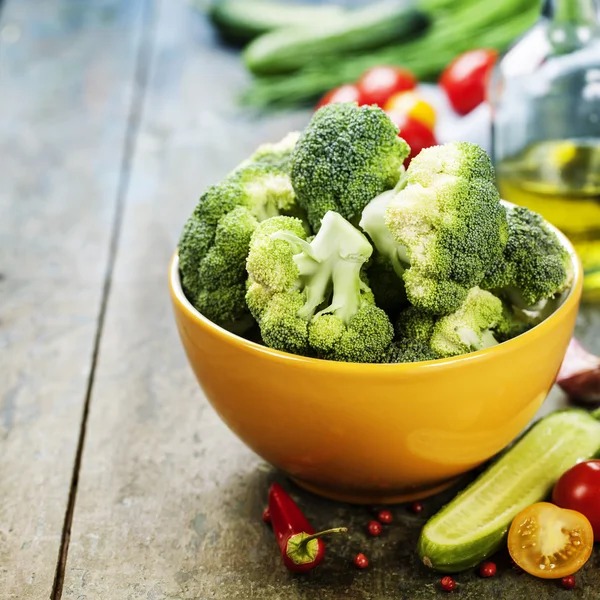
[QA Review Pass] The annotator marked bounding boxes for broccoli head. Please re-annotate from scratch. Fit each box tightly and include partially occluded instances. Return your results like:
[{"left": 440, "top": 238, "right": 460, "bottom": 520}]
[
  {"left": 395, "top": 305, "right": 437, "bottom": 342},
  {"left": 482, "top": 206, "right": 572, "bottom": 310},
  {"left": 381, "top": 142, "right": 508, "bottom": 315},
  {"left": 246, "top": 210, "right": 394, "bottom": 362},
  {"left": 179, "top": 134, "right": 304, "bottom": 332},
  {"left": 291, "top": 102, "right": 409, "bottom": 231},
  {"left": 240, "top": 131, "right": 301, "bottom": 170},
  {"left": 385, "top": 338, "right": 439, "bottom": 363},
  {"left": 430, "top": 287, "right": 503, "bottom": 358}
]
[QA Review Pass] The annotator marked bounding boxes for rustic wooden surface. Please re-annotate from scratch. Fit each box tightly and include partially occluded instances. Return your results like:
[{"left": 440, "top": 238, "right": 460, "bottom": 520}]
[
  {"left": 2, "top": 1, "right": 600, "bottom": 599},
  {"left": 0, "top": 1, "right": 146, "bottom": 598}
]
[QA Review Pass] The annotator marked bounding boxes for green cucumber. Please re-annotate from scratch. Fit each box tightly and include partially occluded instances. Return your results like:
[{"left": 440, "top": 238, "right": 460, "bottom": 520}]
[
  {"left": 243, "top": 0, "right": 429, "bottom": 76},
  {"left": 207, "top": 0, "right": 345, "bottom": 45},
  {"left": 418, "top": 409, "right": 600, "bottom": 573}
]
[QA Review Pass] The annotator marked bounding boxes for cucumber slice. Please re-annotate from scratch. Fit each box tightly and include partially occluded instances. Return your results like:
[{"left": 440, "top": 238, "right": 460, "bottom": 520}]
[{"left": 418, "top": 409, "right": 600, "bottom": 573}]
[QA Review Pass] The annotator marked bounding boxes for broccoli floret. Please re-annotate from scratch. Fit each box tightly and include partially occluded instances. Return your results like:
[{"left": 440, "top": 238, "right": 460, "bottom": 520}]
[
  {"left": 395, "top": 306, "right": 437, "bottom": 342},
  {"left": 246, "top": 211, "right": 394, "bottom": 362},
  {"left": 430, "top": 287, "right": 503, "bottom": 358},
  {"left": 385, "top": 338, "right": 439, "bottom": 363},
  {"left": 179, "top": 134, "right": 304, "bottom": 332},
  {"left": 238, "top": 131, "right": 301, "bottom": 171},
  {"left": 482, "top": 206, "right": 572, "bottom": 310},
  {"left": 381, "top": 142, "right": 508, "bottom": 315},
  {"left": 291, "top": 103, "right": 409, "bottom": 231}
]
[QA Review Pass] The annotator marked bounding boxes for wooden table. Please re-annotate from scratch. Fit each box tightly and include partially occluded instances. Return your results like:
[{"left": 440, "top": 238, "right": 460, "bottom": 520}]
[{"left": 2, "top": 1, "right": 600, "bottom": 598}]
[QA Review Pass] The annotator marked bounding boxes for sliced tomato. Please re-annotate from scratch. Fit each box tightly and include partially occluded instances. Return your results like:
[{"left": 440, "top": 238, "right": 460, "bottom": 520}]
[
  {"left": 508, "top": 502, "right": 594, "bottom": 579},
  {"left": 316, "top": 84, "right": 363, "bottom": 110},
  {"left": 386, "top": 111, "right": 437, "bottom": 167},
  {"left": 384, "top": 91, "right": 436, "bottom": 130},
  {"left": 357, "top": 65, "right": 416, "bottom": 107}
]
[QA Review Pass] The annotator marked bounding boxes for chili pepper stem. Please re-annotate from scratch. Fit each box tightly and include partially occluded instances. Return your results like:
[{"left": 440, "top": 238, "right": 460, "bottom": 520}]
[
  {"left": 297, "top": 527, "right": 348, "bottom": 544},
  {"left": 285, "top": 527, "right": 348, "bottom": 566}
]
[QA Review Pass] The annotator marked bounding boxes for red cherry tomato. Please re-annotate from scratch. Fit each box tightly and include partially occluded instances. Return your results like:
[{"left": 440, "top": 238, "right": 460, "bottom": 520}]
[
  {"left": 387, "top": 111, "right": 437, "bottom": 166},
  {"left": 357, "top": 65, "right": 417, "bottom": 107},
  {"left": 552, "top": 460, "right": 600, "bottom": 541},
  {"left": 316, "top": 84, "right": 363, "bottom": 110},
  {"left": 439, "top": 49, "right": 497, "bottom": 115}
]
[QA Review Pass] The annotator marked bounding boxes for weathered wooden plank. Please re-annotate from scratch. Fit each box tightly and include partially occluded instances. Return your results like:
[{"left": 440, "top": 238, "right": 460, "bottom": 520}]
[
  {"left": 0, "top": 1, "right": 146, "bottom": 597},
  {"left": 64, "top": 2, "right": 600, "bottom": 600}
]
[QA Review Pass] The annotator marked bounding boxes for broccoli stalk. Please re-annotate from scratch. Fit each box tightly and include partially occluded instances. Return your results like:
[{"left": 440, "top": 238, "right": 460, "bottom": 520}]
[
  {"left": 246, "top": 211, "right": 394, "bottom": 362},
  {"left": 360, "top": 189, "right": 408, "bottom": 279},
  {"left": 271, "top": 226, "right": 369, "bottom": 322},
  {"left": 291, "top": 102, "right": 409, "bottom": 231}
]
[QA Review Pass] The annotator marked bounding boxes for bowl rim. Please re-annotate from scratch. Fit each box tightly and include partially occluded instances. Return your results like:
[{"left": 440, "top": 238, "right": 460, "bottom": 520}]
[{"left": 170, "top": 215, "right": 583, "bottom": 372}]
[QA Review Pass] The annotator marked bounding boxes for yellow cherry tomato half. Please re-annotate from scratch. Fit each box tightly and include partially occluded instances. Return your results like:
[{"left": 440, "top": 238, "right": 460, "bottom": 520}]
[
  {"left": 508, "top": 502, "right": 594, "bottom": 579},
  {"left": 384, "top": 91, "right": 436, "bottom": 130}
]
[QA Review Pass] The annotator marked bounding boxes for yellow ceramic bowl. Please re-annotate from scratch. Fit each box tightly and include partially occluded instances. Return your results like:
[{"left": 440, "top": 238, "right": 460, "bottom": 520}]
[{"left": 169, "top": 229, "right": 582, "bottom": 504}]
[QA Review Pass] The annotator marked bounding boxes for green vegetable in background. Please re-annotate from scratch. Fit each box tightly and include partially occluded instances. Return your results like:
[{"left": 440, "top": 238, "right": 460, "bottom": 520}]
[
  {"left": 207, "top": 0, "right": 345, "bottom": 45},
  {"left": 243, "top": 0, "right": 539, "bottom": 107},
  {"left": 243, "top": 0, "right": 429, "bottom": 76}
]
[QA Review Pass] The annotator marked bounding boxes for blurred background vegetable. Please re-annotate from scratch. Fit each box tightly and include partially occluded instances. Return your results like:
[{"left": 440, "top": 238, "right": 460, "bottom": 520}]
[
  {"left": 356, "top": 65, "right": 417, "bottom": 107},
  {"left": 439, "top": 48, "right": 497, "bottom": 115},
  {"left": 315, "top": 84, "right": 362, "bottom": 109},
  {"left": 242, "top": 0, "right": 429, "bottom": 76},
  {"left": 387, "top": 112, "right": 437, "bottom": 165},
  {"left": 314, "top": 63, "right": 438, "bottom": 164},
  {"left": 557, "top": 338, "right": 600, "bottom": 404},
  {"left": 204, "top": 0, "right": 539, "bottom": 108},
  {"left": 209, "top": 0, "right": 346, "bottom": 44},
  {"left": 385, "top": 91, "right": 435, "bottom": 129}
]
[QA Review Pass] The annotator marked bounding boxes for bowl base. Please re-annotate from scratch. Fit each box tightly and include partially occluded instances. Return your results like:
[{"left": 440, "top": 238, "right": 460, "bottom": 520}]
[{"left": 290, "top": 476, "right": 460, "bottom": 505}]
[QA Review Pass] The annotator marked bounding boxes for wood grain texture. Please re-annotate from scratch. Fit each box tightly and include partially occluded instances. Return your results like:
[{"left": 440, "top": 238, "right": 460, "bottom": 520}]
[
  {"left": 63, "top": 2, "right": 600, "bottom": 600},
  {"left": 0, "top": 1, "right": 146, "bottom": 597}
]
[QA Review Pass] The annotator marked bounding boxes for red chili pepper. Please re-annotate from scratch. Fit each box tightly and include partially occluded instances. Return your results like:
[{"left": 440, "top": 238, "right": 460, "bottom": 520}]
[{"left": 268, "top": 482, "right": 347, "bottom": 573}]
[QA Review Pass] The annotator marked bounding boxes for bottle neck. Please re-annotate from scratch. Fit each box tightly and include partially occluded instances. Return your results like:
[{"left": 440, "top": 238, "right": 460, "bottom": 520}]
[
  {"left": 543, "top": 0, "right": 598, "bottom": 24},
  {"left": 543, "top": 0, "right": 600, "bottom": 52}
]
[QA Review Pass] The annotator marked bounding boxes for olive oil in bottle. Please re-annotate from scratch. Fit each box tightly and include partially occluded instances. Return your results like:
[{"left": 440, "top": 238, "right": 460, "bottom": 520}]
[
  {"left": 489, "top": 0, "right": 600, "bottom": 300},
  {"left": 497, "top": 139, "right": 600, "bottom": 300}
]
